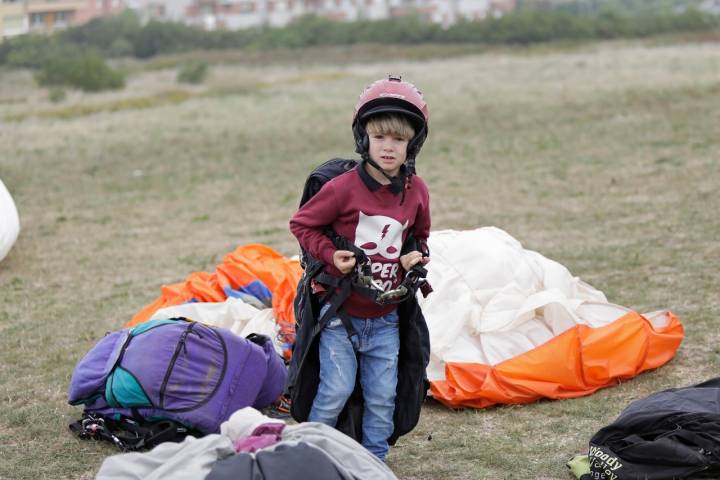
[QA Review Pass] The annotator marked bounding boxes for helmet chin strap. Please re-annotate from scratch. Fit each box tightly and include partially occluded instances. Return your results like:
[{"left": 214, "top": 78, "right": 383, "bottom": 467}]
[{"left": 362, "top": 153, "right": 407, "bottom": 194}]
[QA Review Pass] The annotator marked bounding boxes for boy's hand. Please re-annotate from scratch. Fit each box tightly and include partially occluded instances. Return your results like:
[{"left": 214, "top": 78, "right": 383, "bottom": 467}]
[
  {"left": 333, "top": 250, "right": 356, "bottom": 274},
  {"left": 400, "top": 251, "right": 429, "bottom": 271}
]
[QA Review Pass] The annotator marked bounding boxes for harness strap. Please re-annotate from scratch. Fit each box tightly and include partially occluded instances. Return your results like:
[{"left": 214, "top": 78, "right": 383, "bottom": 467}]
[
  {"left": 316, "top": 272, "right": 342, "bottom": 289},
  {"left": 336, "top": 308, "right": 357, "bottom": 341},
  {"left": 316, "top": 263, "right": 429, "bottom": 306},
  {"left": 311, "top": 276, "right": 358, "bottom": 340}
]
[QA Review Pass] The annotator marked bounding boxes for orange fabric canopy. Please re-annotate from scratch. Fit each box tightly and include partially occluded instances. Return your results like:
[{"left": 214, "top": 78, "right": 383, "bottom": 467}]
[
  {"left": 125, "top": 244, "right": 302, "bottom": 360},
  {"left": 430, "top": 311, "right": 684, "bottom": 409}
]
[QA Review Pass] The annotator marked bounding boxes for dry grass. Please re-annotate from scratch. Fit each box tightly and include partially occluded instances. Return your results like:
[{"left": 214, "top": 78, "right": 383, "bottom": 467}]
[{"left": 0, "top": 38, "right": 719, "bottom": 479}]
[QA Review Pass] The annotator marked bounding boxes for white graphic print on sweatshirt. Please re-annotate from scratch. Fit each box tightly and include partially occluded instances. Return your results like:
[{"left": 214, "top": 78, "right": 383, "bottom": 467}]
[{"left": 354, "top": 212, "right": 408, "bottom": 290}]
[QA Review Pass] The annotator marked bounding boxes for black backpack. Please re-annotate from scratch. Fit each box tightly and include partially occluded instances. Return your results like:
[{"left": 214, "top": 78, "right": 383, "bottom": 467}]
[
  {"left": 297, "top": 158, "right": 361, "bottom": 269},
  {"left": 583, "top": 377, "right": 720, "bottom": 480},
  {"left": 299, "top": 158, "right": 358, "bottom": 210}
]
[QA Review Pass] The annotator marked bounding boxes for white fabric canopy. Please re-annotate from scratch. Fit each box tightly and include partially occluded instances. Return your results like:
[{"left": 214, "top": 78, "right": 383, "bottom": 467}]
[
  {"left": 0, "top": 178, "right": 20, "bottom": 263},
  {"left": 418, "top": 227, "right": 671, "bottom": 381},
  {"left": 151, "top": 298, "right": 283, "bottom": 356}
]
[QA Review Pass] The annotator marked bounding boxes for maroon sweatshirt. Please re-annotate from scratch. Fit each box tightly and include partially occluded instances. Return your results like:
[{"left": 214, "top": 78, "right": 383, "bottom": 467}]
[{"left": 289, "top": 162, "right": 431, "bottom": 317}]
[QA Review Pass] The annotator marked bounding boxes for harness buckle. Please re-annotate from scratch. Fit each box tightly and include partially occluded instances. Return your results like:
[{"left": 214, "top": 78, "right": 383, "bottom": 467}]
[
  {"left": 353, "top": 260, "right": 386, "bottom": 292},
  {"left": 376, "top": 285, "right": 409, "bottom": 304}
]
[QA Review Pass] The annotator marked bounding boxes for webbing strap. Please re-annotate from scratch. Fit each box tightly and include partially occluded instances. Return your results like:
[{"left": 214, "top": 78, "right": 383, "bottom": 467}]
[
  {"left": 316, "top": 272, "right": 342, "bottom": 289},
  {"left": 317, "top": 271, "right": 381, "bottom": 302},
  {"left": 312, "top": 277, "right": 358, "bottom": 340},
  {"left": 336, "top": 308, "right": 357, "bottom": 341}
]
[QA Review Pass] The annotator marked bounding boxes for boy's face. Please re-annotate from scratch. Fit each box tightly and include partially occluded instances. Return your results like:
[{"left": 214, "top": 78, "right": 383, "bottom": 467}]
[{"left": 367, "top": 132, "right": 409, "bottom": 177}]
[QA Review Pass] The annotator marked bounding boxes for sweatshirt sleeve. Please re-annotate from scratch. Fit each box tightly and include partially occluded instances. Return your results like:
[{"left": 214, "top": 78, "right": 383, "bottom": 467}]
[{"left": 289, "top": 182, "right": 340, "bottom": 267}]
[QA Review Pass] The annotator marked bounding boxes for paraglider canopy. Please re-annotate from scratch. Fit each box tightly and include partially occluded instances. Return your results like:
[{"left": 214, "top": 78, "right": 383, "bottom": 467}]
[{"left": 0, "top": 178, "right": 19, "bottom": 263}]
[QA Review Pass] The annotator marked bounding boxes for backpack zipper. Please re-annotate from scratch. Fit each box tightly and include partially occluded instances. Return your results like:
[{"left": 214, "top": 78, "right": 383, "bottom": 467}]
[
  {"left": 159, "top": 322, "right": 196, "bottom": 409},
  {"left": 164, "top": 327, "right": 227, "bottom": 413}
]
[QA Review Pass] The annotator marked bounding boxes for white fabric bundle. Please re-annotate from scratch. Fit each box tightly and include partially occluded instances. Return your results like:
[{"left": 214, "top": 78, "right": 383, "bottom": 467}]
[
  {"left": 419, "top": 227, "right": 641, "bottom": 381},
  {"left": 151, "top": 298, "right": 283, "bottom": 356},
  {"left": 0, "top": 178, "right": 20, "bottom": 263}
]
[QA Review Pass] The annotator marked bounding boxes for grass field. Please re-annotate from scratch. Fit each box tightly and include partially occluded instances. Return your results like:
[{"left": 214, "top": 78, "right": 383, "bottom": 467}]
[{"left": 1, "top": 37, "right": 719, "bottom": 479}]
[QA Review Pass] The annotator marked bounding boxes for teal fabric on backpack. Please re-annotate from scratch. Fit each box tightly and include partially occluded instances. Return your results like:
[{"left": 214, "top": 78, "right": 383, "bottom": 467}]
[
  {"left": 130, "top": 318, "right": 181, "bottom": 337},
  {"left": 106, "top": 367, "right": 152, "bottom": 408}
]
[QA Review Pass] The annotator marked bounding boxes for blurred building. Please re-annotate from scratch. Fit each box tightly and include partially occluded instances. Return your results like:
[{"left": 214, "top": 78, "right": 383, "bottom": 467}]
[
  {"left": 0, "top": 0, "right": 126, "bottom": 39},
  {"left": 700, "top": 0, "right": 720, "bottom": 14},
  {"left": 75, "top": 0, "right": 127, "bottom": 24},
  {"left": 128, "top": 0, "right": 516, "bottom": 30},
  {"left": 125, "top": 0, "right": 194, "bottom": 24},
  {"left": 0, "top": 0, "right": 516, "bottom": 39},
  {"left": 0, "top": 1, "right": 27, "bottom": 38}
]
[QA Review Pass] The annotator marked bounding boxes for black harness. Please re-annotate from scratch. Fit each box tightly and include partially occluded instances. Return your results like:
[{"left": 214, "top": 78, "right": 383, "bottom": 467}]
[
  {"left": 304, "top": 229, "right": 431, "bottom": 341},
  {"left": 69, "top": 413, "right": 197, "bottom": 451}
]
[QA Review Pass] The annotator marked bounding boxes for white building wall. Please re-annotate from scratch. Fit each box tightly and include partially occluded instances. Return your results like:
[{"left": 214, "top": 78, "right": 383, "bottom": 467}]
[
  {"left": 127, "top": 0, "right": 193, "bottom": 23},
  {"left": 266, "top": 0, "right": 295, "bottom": 27},
  {"left": 163, "top": 0, "right": 194, "bottom": 22},
  {"left": 428, "top": 0, "right": 491, "bottom": 27},
  {"left": 458, "top": 0, "right": 490, "bottom": 20},
  {"left": 1, "top": 12, "right": 28, "bottom": 38},
  {"left": 225, "top": 13, "right": 264, "bottom": 29},
  {"left": 361, "top": 0, "right": 390, "bottom": 20}
]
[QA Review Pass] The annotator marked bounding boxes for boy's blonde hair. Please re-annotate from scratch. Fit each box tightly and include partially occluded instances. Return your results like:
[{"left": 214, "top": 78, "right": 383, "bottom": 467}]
[{"left": 364, "top": 113, "right": 415, "bottom": 140}]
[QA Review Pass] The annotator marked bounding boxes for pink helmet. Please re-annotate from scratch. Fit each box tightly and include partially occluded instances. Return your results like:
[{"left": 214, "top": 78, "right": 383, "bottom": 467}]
[{"left": 352, "top": 75, "right": 429, "bottom": 171}]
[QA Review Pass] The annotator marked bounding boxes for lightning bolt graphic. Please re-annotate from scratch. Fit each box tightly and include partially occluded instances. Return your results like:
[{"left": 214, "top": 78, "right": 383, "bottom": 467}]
[{"left": 380, "top": 224, "right": 390, "bottom": 240}]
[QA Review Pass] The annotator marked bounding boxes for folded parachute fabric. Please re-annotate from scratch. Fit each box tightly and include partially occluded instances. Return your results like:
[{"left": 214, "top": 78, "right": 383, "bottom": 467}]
[
  {"left": 151, "top": 298, "right": 284, "bottom": 357},
  {"left": 127, "top": 228, "right": 682, "bottom": 410},
  {"left": 96, "top": 407, "right": 398, "bottom": 480},
  {"left": 0, "top": 178, "right": 20, "bottom": 263},
  {"left": 420, "top": 227, "right": 684, "bottom": 408},
  {"left": 126, "top": 244, "right": 302, "bottom": 360},
  {"left": 577, "top": 377, "right": 720, "bottom": 480}
]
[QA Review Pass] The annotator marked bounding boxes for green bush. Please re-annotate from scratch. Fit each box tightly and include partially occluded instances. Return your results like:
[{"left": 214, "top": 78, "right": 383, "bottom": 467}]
[
  {"left": 35, "top": 53, "right": 125, "bottom": 92},
  {"left": 59, "top": 10, "right": 141, "bottom": 54},
  {"left": 130, "top": 21, "right": 201, "bottom": 58},
  {"left": 1, "top": 35, "right": 63, "bottom": 69},
  {"left": 177, "top": 61, "right": 209, "bottom": 84},
  {"left": 108, "top": 37, "right": 134, "bottom": 57},
  {"left": 48, "top": 87, "right": 67, "bottom": 103}
]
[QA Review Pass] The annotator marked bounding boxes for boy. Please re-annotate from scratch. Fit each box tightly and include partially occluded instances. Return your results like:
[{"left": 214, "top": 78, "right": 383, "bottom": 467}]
[{"left": 289, "top": 76, "right": 431, "bottom": 460}]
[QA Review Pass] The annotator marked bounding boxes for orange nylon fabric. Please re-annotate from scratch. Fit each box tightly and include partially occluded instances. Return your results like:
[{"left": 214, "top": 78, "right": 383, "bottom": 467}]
[
  {"left": 430, "top": 311, "right": 684, "bottom": 409},
  {"left": 125, "top": 244, "right": 302, "bottom": 359}
]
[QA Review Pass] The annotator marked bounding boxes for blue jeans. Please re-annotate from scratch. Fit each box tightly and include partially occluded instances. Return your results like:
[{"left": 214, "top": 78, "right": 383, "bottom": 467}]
[{"left": 308, "top": 304, "right": 400, "bottom": 460}]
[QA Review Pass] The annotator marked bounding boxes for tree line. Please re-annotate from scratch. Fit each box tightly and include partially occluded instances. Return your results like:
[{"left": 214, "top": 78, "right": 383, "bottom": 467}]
[{"left": 1, "top": 6, "right": 717, "bottom": 92}]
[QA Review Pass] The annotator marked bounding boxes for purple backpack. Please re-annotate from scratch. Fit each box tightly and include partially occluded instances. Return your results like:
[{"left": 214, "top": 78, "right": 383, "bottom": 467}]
[{"left": 68, "top": 318, "right": 286, "bottom": 434}]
